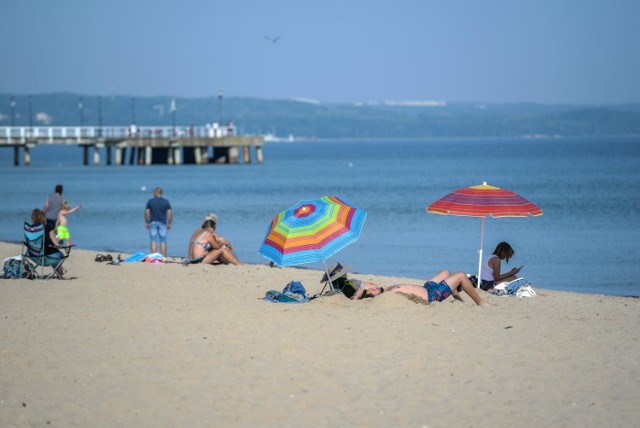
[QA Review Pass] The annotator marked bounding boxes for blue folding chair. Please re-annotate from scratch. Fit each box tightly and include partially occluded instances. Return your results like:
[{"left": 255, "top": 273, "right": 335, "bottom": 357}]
[{"left": 21, "top": 222, "right": 71, "bottom": 279}]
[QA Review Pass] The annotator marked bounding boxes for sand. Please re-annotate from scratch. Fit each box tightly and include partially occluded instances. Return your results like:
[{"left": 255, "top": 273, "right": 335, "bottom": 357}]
[{"left": 1, "top": 242, "right": 639, "bottom": 427}]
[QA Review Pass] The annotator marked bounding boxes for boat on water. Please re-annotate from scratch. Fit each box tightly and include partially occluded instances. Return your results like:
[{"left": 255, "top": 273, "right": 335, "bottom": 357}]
[{"left": 263, "top": 133, "right": 295, "bottom": 143}]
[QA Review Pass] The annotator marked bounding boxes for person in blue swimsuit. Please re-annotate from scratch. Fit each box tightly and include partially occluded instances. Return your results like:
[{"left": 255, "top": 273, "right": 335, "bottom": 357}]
[{"left": 352, "top": 270, "right": 489, "bottom": 307}]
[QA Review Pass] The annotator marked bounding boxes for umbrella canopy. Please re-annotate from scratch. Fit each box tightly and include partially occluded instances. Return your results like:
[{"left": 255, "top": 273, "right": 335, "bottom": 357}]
[
  {"left": 259, "top": 196, "right": 367, "bottom": 287},
  {"left": 427, "top": 182, "right": 542, "bottom": 286},
  {"left": 427, "top": 182, "right": 542, "bottom": 218}
]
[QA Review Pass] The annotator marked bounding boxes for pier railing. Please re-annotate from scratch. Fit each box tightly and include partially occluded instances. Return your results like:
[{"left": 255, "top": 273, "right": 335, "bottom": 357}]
[{"left": 0, "top": 125, "right": 237, "bottom": 144}]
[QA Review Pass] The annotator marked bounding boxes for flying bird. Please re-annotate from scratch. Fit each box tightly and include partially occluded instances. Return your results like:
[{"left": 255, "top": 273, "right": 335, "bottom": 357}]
[{"left": 265, "top": 35, "right": 281, "bottom": 44}]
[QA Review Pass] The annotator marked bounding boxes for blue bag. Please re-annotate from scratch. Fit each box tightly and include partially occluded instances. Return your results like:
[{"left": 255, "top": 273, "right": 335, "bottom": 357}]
[
  {"left": 283, "top": 281, "right": 306, "bottom": 296},
  {"left": 264, "top": 281, "right": 309, "bottom": 303}
]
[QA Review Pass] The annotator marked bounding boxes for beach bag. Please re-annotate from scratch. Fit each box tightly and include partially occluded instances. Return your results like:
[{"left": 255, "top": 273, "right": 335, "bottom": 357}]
[
  {"left": 283, "top": 280, "right": 306, "bottom": 296},
  {"left": 2, "top": 256, "right": 26, "bottom": 279},
  {"left": 516, "top": 284, "right": 537, "bottom": 298}
]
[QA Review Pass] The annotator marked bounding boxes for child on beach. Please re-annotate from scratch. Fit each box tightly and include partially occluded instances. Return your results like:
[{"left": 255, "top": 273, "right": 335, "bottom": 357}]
[{"left": 56, "top": 202, "right": 81, "bottom": 246}]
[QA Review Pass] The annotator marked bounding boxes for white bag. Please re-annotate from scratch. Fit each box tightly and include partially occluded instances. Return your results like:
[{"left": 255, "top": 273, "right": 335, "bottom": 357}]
[{"left": 516, "top": 284, "right": 537, "bottom": 298}]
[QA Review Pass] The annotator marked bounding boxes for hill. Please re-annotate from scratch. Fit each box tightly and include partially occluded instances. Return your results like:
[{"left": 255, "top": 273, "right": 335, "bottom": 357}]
[{"left": 1, "top": 93, "right": 639, "bottom": 138}]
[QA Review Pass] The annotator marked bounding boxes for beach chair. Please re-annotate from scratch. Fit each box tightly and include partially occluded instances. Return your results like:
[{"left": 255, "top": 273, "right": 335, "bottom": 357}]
[{"left": 21, "top": 222, "right": 72, "bottom": 279}]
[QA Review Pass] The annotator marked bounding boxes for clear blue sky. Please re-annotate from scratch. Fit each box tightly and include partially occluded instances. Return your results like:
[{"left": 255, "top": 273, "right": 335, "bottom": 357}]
[{"left": 1, "top": 0, "right": 638, "bottom": 104}]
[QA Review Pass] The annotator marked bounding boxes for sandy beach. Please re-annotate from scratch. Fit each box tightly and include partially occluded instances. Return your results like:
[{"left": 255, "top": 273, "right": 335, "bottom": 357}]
[{"left": 1, "top": 242, "right": 639, "bottom": 427}]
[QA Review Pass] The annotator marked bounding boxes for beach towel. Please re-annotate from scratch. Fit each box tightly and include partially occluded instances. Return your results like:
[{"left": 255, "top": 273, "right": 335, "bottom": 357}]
[
  {"left": 490, "top": 278, "right": 537, "bottom": 297},
  {"left": 124, "top": 252, "right": 146, "bottom": 263},
  {"left": 264, "top": 281, "right": 309, "bottom": 303}
]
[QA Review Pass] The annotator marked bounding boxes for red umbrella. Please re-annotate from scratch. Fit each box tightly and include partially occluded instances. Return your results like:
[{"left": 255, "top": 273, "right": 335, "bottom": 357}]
[{"left": 427, "top": 182, "right": 542, "bottom": 286}]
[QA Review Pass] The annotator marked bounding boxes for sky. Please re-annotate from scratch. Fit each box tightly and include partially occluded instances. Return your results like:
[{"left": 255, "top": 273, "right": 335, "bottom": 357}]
[{"left": 1, "top": 0, "right": 639, "bottom": 104}]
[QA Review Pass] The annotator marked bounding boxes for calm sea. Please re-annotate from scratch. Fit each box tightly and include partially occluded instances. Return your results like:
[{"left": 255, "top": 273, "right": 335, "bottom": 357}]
[{"left": 1, "top": 136, "right": 639, "bottom": 296}]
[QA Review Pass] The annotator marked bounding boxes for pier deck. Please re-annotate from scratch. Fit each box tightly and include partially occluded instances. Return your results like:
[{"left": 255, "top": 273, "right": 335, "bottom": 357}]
[{"left": 0, "top": 126, "right": 265, "bottom": 166}]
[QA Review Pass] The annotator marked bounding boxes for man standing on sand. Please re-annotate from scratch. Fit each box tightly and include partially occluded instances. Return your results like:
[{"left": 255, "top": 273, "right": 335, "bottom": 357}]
[
  {"left": 144, "top": 187, "right": 172, "bottom": 256},
  {"left": 44, "top": 184, "right": 66, "bottom": 230}
]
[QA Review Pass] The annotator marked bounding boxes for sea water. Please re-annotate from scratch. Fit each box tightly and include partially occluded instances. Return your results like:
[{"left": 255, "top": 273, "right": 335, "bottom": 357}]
[{"left": 1, "top": 136, "right": 639, "bottom": 296}]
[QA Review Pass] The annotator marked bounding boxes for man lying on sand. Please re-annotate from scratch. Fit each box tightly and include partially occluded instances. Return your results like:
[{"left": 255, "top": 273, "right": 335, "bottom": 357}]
[{"left": 322, "top": 263, "right": 488, "bottom": 307}]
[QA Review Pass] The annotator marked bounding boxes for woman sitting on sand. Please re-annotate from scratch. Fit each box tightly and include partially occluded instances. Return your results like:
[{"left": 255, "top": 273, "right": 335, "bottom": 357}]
[
  {"left": 187, "top": 215, "right": 241, "bottom": 265},
  {"left": 479, "top": 242, "right": 522, "bottom": 290}
]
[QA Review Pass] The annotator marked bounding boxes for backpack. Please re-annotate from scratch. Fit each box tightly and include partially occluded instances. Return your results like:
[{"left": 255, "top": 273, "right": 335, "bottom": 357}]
[{"left": 2, "top": 256, "right": 26, "bottom": 279}]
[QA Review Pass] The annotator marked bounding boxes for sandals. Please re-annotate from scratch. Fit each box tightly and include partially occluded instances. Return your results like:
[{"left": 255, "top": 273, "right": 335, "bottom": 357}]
[
  {"left": 95, "top": 254, "right": 113, "bottom": 262},
  {"left": 107, "top": 255, "right": 123, "bottom": 266}
]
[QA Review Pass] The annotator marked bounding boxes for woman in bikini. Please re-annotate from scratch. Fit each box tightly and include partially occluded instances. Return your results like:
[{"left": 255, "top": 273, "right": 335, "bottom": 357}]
[{"left": 187, "top": 218, "right": 241, "bottom": 265}]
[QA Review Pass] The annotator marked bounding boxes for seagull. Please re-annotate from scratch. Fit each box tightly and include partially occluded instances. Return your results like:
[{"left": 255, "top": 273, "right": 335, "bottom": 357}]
[{"left": 265, "top": 35, "right": 281, "bottom": 44}]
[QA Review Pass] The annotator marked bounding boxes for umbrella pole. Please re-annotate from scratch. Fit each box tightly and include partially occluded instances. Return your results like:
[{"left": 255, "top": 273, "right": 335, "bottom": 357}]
[
  {"left": 322, "top": 260, "right": 336, "bottom": 292},
  {"left": 477, "top": 217, "right": 485, "bottom": 288}
]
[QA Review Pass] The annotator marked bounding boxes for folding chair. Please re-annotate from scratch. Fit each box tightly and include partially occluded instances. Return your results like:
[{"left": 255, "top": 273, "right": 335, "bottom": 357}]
[{"left": 21, "top": 222, "right": 72, "bottom": 279}]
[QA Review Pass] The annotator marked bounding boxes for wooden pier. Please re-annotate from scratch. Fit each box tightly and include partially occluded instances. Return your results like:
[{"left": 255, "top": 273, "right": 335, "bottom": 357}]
[{"left": 0, "top": 126, "right": 265, "bottom": 166}]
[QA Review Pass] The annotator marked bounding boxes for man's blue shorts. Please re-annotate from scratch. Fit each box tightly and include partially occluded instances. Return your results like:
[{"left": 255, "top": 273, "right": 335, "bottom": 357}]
[
  {"left": 149, "top": 221, "right": 168, "bottom": 243},
  {"left": 423, "top": 280, "right": 452, "bottom": 302}
]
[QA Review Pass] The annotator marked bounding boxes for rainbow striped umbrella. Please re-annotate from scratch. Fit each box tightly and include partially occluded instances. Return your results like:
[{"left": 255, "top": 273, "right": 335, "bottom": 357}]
[
  {"left": 428, "top": 182, "right": 542, "bottom": 286},
  {"left": 259, "top": 196, "right": 367, "bottom": 289}
]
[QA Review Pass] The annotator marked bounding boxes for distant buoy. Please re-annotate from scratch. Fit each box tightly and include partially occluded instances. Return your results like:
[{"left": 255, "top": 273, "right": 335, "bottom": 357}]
[
  {"left": 141, "top": 186, "right": 147, "bottom": 191},
  {"left": 348, "top": 162, "right": 353, "bottom": 168}
]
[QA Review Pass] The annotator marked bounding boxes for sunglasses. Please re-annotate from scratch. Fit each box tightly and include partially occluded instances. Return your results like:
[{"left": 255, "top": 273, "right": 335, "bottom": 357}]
[{"left": 360, "top": 287, "right": 384, "bottom": 299}]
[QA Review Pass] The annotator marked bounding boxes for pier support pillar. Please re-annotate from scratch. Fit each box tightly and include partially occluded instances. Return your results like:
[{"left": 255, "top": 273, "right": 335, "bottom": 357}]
[
  {"left": 174, "top": 147, "right": 182, "bottom": 165},
  {"left": 256, "top": 146, "right": 264, "bottom": 164},
  {"left": 194, "top": 147, "right": 209, "bottom": 164},
  {"left": 13, "top": 146, "right": 19, "bottom": 166},
  {"left": 83, "top": 146, "right": 89, "bottom": 165},
  {"left": 145, "top": 147, "right": 153, "bottom": 165},
  {"left": 106, "top": 146, "right": 112, "bottom": 165},
  {"left": 243, "top": 146, "right": 251, "bottom": 164},
  {"left": 23, "top": 146, "right": 31, "bottom": 166},
  {"left": 93, "top": 146, "right": 100, "bottom": 165},
  {"left": 115, "top": 148, "right": 123, "bottom": 165},
  {"left": 129, "top": 148, "right": 135, "bottom": 165},
  {"left": 228, "top": 146, "right": 239, "bottom": 164}
]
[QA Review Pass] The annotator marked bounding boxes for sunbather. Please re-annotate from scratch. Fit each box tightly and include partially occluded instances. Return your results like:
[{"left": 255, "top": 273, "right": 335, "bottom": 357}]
[
  {"left": 187, "top": 216, "right": 241, "bottom": 265},
  {"left": 323, "top": 263, "right": 488, "bottom": 307},
  {"left": 352, "top": 270, "right": 489, "bottom": 307}
]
